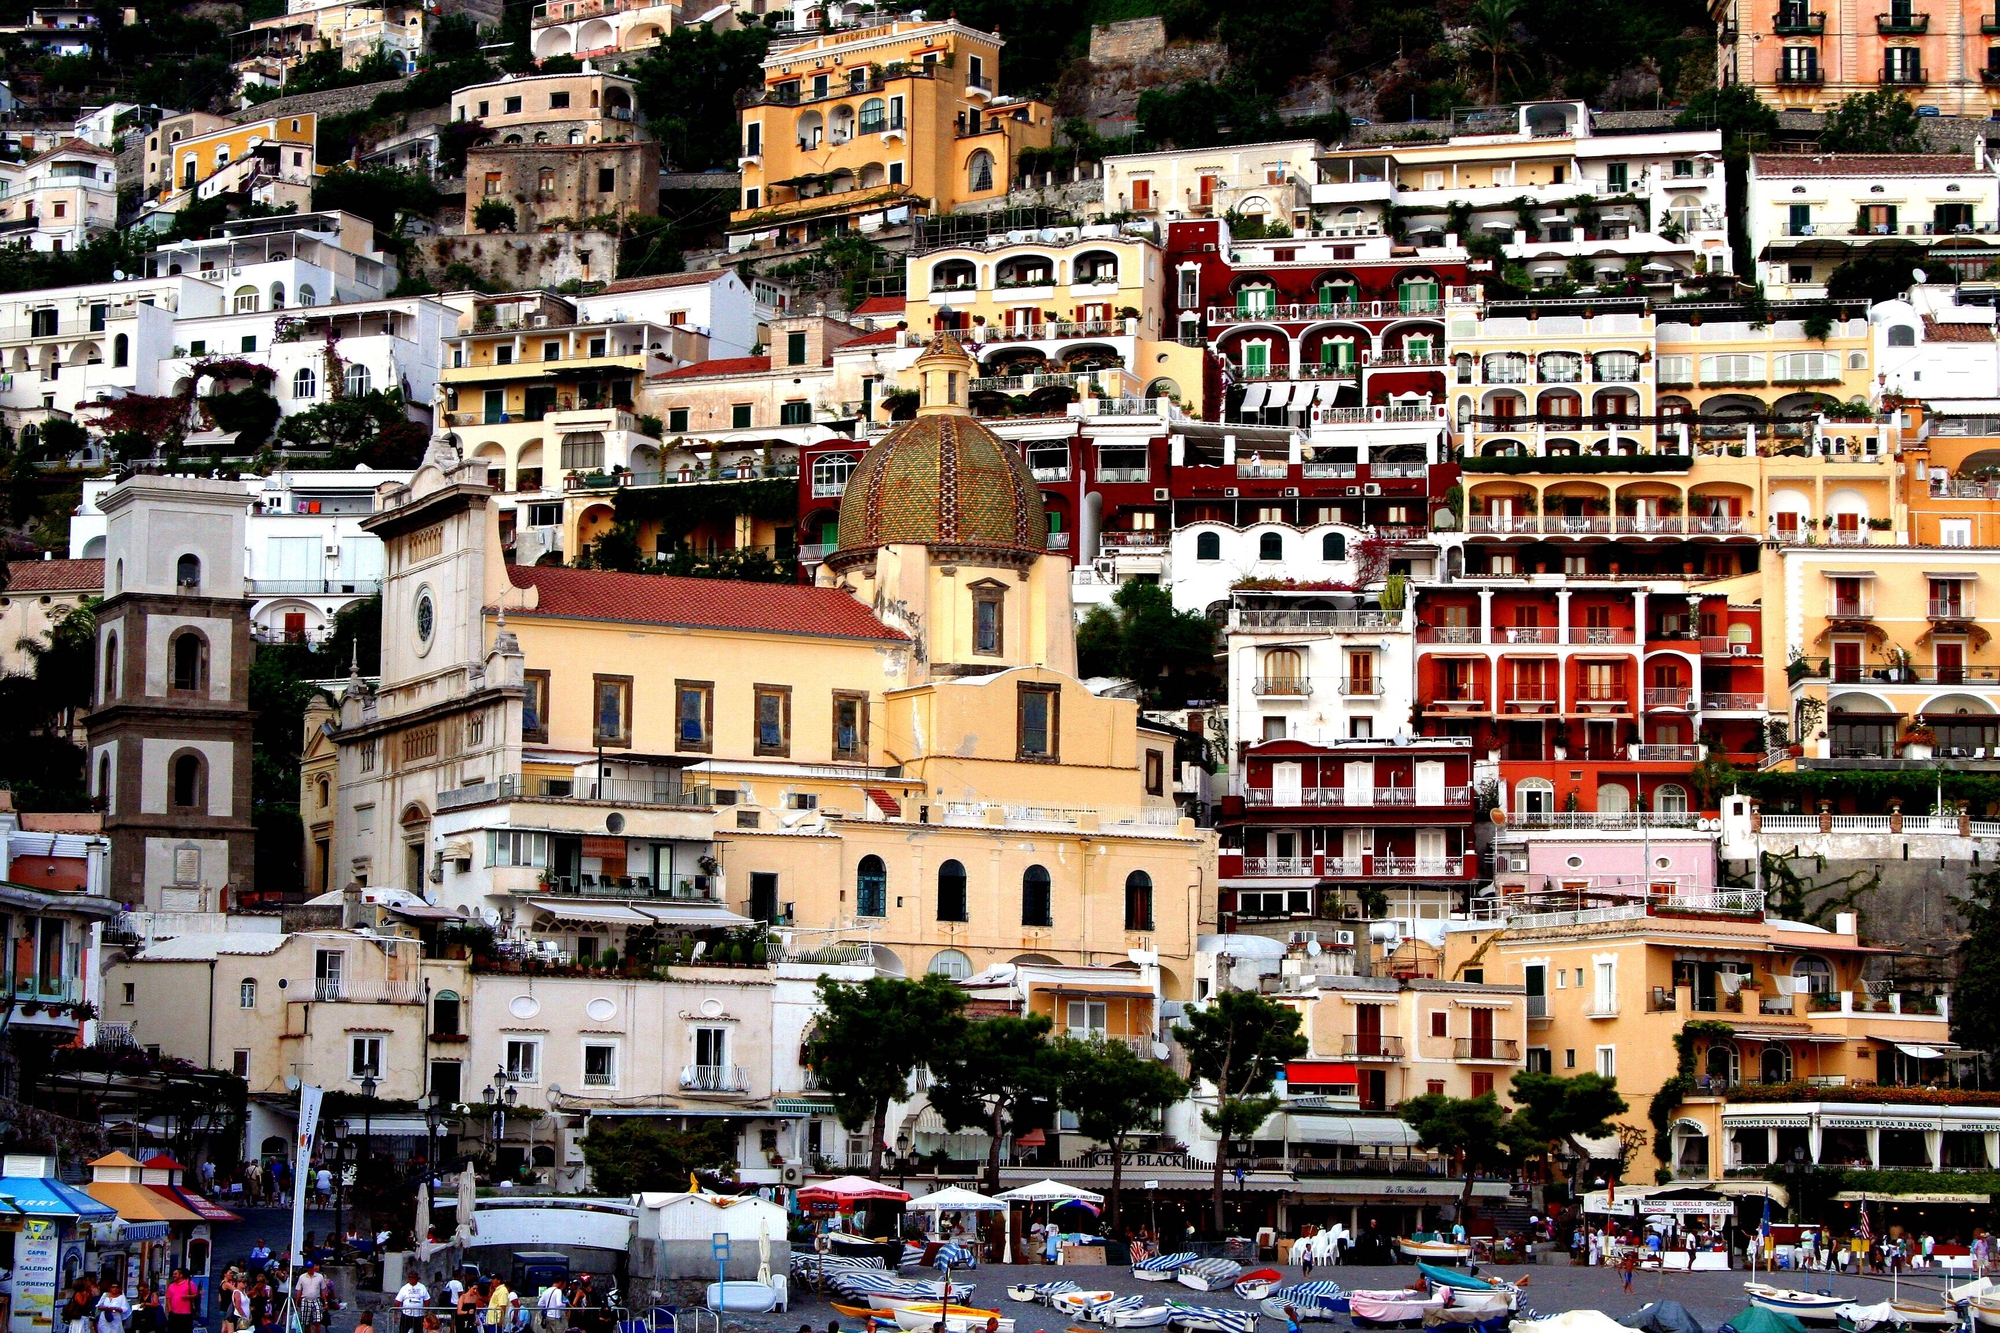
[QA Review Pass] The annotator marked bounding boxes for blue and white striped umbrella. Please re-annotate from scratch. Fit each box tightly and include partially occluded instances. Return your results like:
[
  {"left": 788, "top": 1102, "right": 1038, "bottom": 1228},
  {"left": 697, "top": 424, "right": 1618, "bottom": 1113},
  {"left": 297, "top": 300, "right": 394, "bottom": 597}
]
[
  {"left": 1259, "top": 1285, "right": 1344, "bottom": 1322},
  {"left": 1176, "top": 1260, "right": 1244, "bottom": 1292},
  {"left": 1167, "top": 1303, "right": 1259, "bottom": 1333},
  {"left": 935, "top": 1244, "right": 975, "bottom": 1269},
  {"left": 1136, "top": 1252, "right": 1199, "bottom": 1273}
]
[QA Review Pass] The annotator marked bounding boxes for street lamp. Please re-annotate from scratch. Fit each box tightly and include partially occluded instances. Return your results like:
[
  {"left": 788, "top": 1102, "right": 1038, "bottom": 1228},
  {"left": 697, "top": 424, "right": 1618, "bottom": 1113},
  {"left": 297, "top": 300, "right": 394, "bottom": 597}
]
[
  {"left": 360, "top": 1073, "right": 379, "bottom": 1170},
  {"left": 896, "top": 1131, "right": 911, "bottom": 1191}
]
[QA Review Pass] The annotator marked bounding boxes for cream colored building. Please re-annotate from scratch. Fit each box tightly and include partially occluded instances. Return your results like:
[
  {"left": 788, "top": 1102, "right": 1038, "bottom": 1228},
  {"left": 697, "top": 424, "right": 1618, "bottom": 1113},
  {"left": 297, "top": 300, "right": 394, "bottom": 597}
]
[
  {"left": 451, "top": 71, "right": 641, "bottom": 144},
  {"left": 0, "top": 557, "right": 100, "bottom": 678},
  {"left": 1102, "top": 140, "right": 1321, "bottom": 229}
]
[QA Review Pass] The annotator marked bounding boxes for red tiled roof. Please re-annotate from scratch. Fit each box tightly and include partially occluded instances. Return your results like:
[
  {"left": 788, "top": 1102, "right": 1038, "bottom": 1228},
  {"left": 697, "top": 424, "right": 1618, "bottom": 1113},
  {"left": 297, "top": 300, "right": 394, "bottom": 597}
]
[
  {"left": 841, "top": 328, "right": 900, "bottom": 348},
  {"left": 654, "top": 355, "right": 771, "bottom": 379},
  {"left": 853, "top": 295, "right": 906, "bottom": 314},
  {"left": 1923, "top": 316, "right": 1996, "bottom": 343},
  {"left": 603, "top": 271, "right": 730, "bottom": 294},
  {"left": 1754, "top": 153, "right": 1976, "bottom": 176},
  {"left": 503, "top": 565, "right": 908, "bottom": 642},
  {"left": 1, "top": 557, "right": 101, "bottom": 593}
]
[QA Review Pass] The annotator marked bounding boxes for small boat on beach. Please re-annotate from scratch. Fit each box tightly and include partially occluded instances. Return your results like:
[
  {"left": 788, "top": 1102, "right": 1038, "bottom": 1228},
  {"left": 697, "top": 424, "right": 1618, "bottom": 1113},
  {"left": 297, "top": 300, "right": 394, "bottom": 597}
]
[
  {"left": 1836, "top": 1302, "right": 1959, "bottom": 1332},
  {"left": 1234, "top": 1270, "right": 1284, "bottom": 1302},
  {"left": 1134, "top": 1254, "right": 1198, "bottom": 1282},
  {"left": 1086, "top": 1298, "right": 1175, "bottom": 1328},
  {"left": 1176, "top": 1260, "right": 1245, "bottom": 1292},
  {"left": 888, "top": 1307, "right": 1011, "bottom": 1333},
  {"left": 1165, "top": 1303, "right": 1259, "bottom": 1333},
  {"left": 1009, "top": 1283, "right": 1080, "bottom": 1304},
  {"left": 1350, "top": 1290, "right": 1449, "bottom": 1325},
  {"left": 1744, "top": 1284, "right": 1848, "bottom": 1322},
  {"left": 1400, "top": 1239, "right": 1474, "bottom": 1262}
]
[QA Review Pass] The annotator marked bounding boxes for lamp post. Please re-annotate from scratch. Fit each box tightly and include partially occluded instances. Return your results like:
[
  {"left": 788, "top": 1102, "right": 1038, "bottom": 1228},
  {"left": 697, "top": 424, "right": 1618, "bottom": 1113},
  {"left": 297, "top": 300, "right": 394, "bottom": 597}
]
[
  {"left": 541, "top": 1084, "right": 563, "bottom": 1184},
  {"left": 896, "top": 1131, "right": 911, "bottom": 1192},
  {"left": 360, "top": 1073, "right": 378, "bottom": 1170}
]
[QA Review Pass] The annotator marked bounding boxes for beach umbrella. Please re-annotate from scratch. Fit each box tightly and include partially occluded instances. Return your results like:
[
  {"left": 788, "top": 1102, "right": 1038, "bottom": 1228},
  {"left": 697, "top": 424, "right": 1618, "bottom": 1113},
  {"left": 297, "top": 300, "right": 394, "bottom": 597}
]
[
  {"left": 994, "top": 1179, "right": 1104, "bottom": 1203},
  {"left": 415, "top": 1180, "right": 431, "bottom": 1250},
  {"left": 758, "top": 1214, "right": 772, "bottom": 1285},
  {"left": 906, "top": 1186, "right": 1004, "bottom": 1212},
  {"left": 456, "top": 1166, "right": 478, "bottom": 1242}
]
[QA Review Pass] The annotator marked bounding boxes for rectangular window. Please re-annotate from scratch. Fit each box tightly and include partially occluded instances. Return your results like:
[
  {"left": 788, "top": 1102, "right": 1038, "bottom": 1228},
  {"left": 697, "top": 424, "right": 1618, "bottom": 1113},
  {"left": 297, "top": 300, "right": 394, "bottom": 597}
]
[
  {"left": 550, "top": 91, "right": 571, "bottom": 109},
  {"left": 592, "top": 674, "right": 632, "bottom": 747},
  {"left": 487, "top": 830, "right": 548, "bottom": 868},
  {"left": 731, "top": 403, "right": 752, "bottom": 428},
  {"left": 350, "top": 1036, "right": 382, "bottom": 1079},
  {"left": 974, "top": 590, "right": 1004, "bottom": 655},
  {"left": 597, "top": 167, "right": 616, "bottom": 193},
  {"left": 582, "top": 1043, "right": 616, "bottom": 1087},
  {"left": 745, "top": 122, "right": 761, "bottom": 156},
  {"left": 1596, "top": 1046, "right": 1616, "bottom": 1078},
  {"left": 754, "top": 683, "right": 792, "bottom": 757},
  {"left": 1145, "top": 750, "right": 1165, "bottom": 796},
  {"left": 1018, "top": 683, "right": 1058, "bottom": 760},
  {"left": 832, "top": 690, "right": 868, "bottom": 760},
  {"left": 779, "top": 400, "right": 811, "bottom": 425},
  {"left": 1430, "top": 1010, "right": 1448, "bottom": 1038},
  {"left": 505, "top": 1038, "right": 540, "bottom": 1082},
  {"left": 668, "top": 407, "right": 689, "bottom": 433},
  {"left": 1066, "top": 1000, "right": 1107, "bottom": 1036},
  {"left": 675, "top": 679, "right": 714, "bottom": 752},
  {"left": 888, "top": 161, "right": 903, "bottom": 184},
  {"left": 695, "top": 1027, "right": 727, "bottom": 1068},
  {"left": 787, "top": 330, "right": 808, "bottom": 365},
  {"left": 504, "top": 95, "right": 523, "bottom": 114},
  {"left": 523, "top": 669, "right": 551, "bottom": 743},
  {"left": 315, "top": 948, "right": 344, "bottom": 999},
  {"left": 743, "top": 188, "right": 760, "bottom": 210},
  {"left": 1604, "top": 162, "right": 1628, "bottom": 190},
  {"left": 233, "top": 1049, "right": 250, "bottom": 1078},
  {"left": 543, "top": 340, "right": 562, "bottom": 361}
]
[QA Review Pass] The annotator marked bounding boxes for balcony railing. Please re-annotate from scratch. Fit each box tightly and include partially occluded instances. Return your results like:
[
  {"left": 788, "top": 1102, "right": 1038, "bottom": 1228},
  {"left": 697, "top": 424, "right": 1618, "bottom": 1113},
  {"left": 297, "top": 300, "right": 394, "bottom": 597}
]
[
  {"left": 1636, "top": 744, "right": 1704, "bottom": 761},
  {"left": 1774, "top": 10, "right": 1825, "bottom": 31},
  {"left": 1241, "top": 856, "right": 1314, "bottom": 876},
  {"left": 1233, "top": 609, "right": 1402, "bottom": 632},
  {"left": 1644, "top": 687, "right": 1694, "bottom": 710},
  {"left": 1878, "top": 10, "right": 1928, "bottom": 31},
  {"left": 1206, "top": 299, "right": 1444, "bottom": 325},
  {"left": 1882, "top": 64, "right": 1929, "bottom": 83},
  {"left": 679, "top": 1064, "right": 748, "bottom": 1092},
  {"left": 1499, "top": 626, "right": 1559, "bottom": 644},
  {"left": 1254, "top": 677, "right": 1312, "bottom": 696},
  {"left": 1616, "top": 517, "right": 1684, "bottom": 535},
  {"left": 1526, "top": 995, "right": 1550, "bottom": 1020},
  {"left": 1468, "top": 517, "right": 1540, "bottom": 534},
  {"left": 1341, "top": 1035, "right": 1405, "bottom": 1060},
  {"left": 1238, "top": 461, "right": 1290, "bottom": 478},
  {"left": 1418, "top": 626, "right": 1484, "bottom": 643},
  {"left": 1690, "top": 516, "right": 1746, "bottom": 534},
  {"left": 1376, "top": 856, "right": 1462, "bottom": 876},
  {"left": 1777, "top": 67, "right": 1825, "bottom": 83},
  {"left": 1827, "top": 596, "right": 1875, "bottom": 618},
  {"left": 1241, "top": 786, "right": 1473, "bottom": 808},
  {"left": 248, "top": 578, "right": 382, "bottom": 595},
  {"left": 1338, "top": 679, "right": 1382, "bottom": 697},
  {"left": 1930, "top": 599, "right": 1975, "bottom": 619},
  {"left": 1703, "top": 693, "right": 1765, "bottom": 711},
  {"left": 1571, "top": 627, "right": 1635, "bottom": 644},
  {"left": 1453, "top": 1038, "right": 1522, "bottom": 1061}
]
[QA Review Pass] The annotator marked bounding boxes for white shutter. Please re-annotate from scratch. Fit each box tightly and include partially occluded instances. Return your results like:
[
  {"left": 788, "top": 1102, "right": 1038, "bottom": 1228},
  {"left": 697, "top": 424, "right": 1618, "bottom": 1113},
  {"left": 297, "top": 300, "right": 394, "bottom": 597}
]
[
  {"left": 1274, "top": 762, "right": 1303, "bottom": 806},
  {"left": 1414, "top": 761, "right": 1445, "bottom": 804},
  {"left": 1344, "top": 760, "right": 1373, "bottom": 803}
]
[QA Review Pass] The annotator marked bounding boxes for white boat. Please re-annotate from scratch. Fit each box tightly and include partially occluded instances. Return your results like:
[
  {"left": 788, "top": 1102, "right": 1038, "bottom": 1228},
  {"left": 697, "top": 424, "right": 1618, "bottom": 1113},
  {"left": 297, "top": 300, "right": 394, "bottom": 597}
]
[
  {"left": 1089, "top": 1299, "right": 1175, "bottom": 1328},
  {"left": 1010, "top": 1283, "right": 1079, "bottom": 1305},
  {"left": 1052, "top": 1292, "right": 1119, "bottom": 1317},
  {"left": 1436, "top": 1291, "right": 1512, "bottom": 1316},
  {"left": 704, "top": 1282, "right": 779, "bottom": 1314},
  {"left": 890, "top": 1308, "right": 1013, "bottom": 1333},
  {"left": 1970, "top": 1294, "right": 2000, "bottom": 1331},
  {"left": 1399, "top": 1239, "right": 1473, "bottom": 1262},
  {"left": 1836, "top": 1301, "right": 1960, "bottom": 1332},
  {"left": 1745, "top": 1284, "right": 1848, "bottom": 1322}
]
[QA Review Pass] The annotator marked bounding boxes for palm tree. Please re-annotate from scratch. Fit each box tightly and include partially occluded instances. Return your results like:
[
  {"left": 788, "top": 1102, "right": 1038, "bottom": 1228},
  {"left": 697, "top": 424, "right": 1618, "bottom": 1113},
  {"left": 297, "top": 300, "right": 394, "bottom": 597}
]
[{"left": 1468, "top": 0, "right": 1522, "bottom": 103}]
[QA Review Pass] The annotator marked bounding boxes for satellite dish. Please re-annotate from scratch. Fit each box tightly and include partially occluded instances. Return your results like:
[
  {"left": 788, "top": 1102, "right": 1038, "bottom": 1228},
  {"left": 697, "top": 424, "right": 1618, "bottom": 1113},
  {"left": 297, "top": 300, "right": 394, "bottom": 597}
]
[
  {"left": 111, "top": 269, "right": 123, "bottom": 281},
  {"left": 1914, "top": 268, "right": 1929, "bottom": 284}
]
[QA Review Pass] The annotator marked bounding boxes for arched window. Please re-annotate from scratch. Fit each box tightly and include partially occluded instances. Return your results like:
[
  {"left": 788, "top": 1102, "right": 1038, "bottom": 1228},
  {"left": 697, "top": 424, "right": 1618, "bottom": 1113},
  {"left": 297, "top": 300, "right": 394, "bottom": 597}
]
[
  {"left": 859, "top": 97, "right": 886, "bottom": 132},
  {"left": 315, "top": 775, "right": 330, "bottom": 807},
  {"left": 233, "top": 285, "right": 259, "bottom": 314},
  {"left": 967, "top": 149, "right": 994, "bottom": 193},
  {"left": 269, "top": 282, "right": 286, "bottom": 310},
  {"left": 170, "top": 631, "right": 206, "bottom": 691},
  {"left": 170, "top": 751, "right": 205, "bottom": 810},
  {"left": 812, "top": 452, "right": 857, "bottom": 494},
  {"left": 1195, "top": 531, "right": 1221, "bottom": 561},
  {"left": 345, "top": 363, "right": 372, "bottom": 397},
  {"left": 95, "top": 753, "right": 110, "bottom": 806},
  {"left": 1792, "top": 955, "right": 1833, "bottom": 995},
  {"left": 1258, "top": 531, "right": 1283, "bottom": 561},
  {"left": 176, "top": 553, "right": 201, "bottom": 592},
  {"left": 113, "top": 334, "right": 128, "bottom": 367},
  {"left": 531, "top": 1144, "right": 556, "bottom": 1168},
  {"left": 1760, "top": 1043, "right": 1793, "bottom": 1084},
  {"left": 1654, "top": 783, "right": 1689, "bottom": 814},
  {"left": 927, "top": 949, "right": 972, "bottom": 979},
  {"left": 1322, "top": 532, "right": 1346, "bottom": 560},
  {"left": 298, "top": 284, "right": 317, "bottom": 307},
  {"left": 1124, "top": 870, "right": 1153, "bottom": 931},
  {"left": 1888, "top": 325, "right": 1917, "bottom": 347},
  {"left": 293, "top": 367, "right": 317, "bottom": 400},
  {"left": 1515, "top": 776, "right": 1556, "bottom": 816},
  {"left": 434, "top": 989, "right": 461, "bottom": 1035},
  {"left": 1021, "top": 864, "right": 1052, "bottom": 927},
  {"left": 240, "top": 978, "right": 257, "bottom": 1008},
  {"left": 1704, "top": 1041, "right": 1738, "bottom": 1085},
  {"left": 937, "top": 858, "right": 968, "bottom": 921},
  {"left": 102, "top": 630, "right": 118, "bottom": 700},
  {"left": 1261, "top": 648, "right": 1304, "bottom": 689},
  {"left": 856, "top": 855, "right": 887, "bottom": 917}
]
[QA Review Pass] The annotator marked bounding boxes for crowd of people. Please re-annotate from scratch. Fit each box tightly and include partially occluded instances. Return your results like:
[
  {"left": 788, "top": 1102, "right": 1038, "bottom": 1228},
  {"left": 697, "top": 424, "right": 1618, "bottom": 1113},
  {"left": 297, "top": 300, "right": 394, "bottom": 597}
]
[{"left": 57, "top": 1270, "right": 203, "bottom": 1333}]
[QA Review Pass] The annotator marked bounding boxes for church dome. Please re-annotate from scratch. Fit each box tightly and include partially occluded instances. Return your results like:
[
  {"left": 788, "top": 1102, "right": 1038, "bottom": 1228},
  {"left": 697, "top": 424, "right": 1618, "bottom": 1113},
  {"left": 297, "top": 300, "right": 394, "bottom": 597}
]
[{"left": 828, "top": 335, "right": 1048, "bottom": 568}]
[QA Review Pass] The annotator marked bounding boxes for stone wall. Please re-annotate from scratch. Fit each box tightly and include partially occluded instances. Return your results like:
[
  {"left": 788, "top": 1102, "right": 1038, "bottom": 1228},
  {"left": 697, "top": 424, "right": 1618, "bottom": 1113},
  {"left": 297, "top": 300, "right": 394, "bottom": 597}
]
[
  {"left": 1088, "top": 16, "right": 1165, "bottom": 64},
  {"left": 232, "top": 78, "right": 413, "bottom": 126},
  {"left": 465, "top": 139, "right": 660, "bottom": 230},
  {"left": 410, "top": 230, "right": 623, "bottom": 290}
]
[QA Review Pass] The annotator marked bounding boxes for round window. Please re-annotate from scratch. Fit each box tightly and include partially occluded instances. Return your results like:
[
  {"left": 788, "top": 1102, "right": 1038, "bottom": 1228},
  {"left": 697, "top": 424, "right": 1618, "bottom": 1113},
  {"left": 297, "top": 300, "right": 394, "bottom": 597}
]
[
  {"left": 416, "top": 592, "right": 435, "bottom": 642},
  {"left": 1566, "top": 855, "right": 1584, "bottom": 869}
]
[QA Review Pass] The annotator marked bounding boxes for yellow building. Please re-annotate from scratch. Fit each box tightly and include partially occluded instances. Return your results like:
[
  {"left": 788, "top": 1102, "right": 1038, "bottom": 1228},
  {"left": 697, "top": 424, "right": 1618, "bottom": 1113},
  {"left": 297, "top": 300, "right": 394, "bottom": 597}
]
[
  {"left": 162, "top": 113, "right": 319, "bottom": 204},
  {"left": 731, "top": 19, "right": 1053, "bottom": 247},
  {"left": 902, "top": 227, "right": 1208, "bottom": 416}
]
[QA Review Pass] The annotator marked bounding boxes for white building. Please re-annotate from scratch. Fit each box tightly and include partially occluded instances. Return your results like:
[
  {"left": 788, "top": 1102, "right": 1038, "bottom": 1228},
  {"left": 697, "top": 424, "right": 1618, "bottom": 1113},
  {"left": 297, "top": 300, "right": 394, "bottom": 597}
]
[
  {"left": 0, "top": 140, "right": 118, "bottom": 253},
  {"left": 72, "top": 104, "right": 138, "bottom": 150},
  {"left": 1101, "top": 139, "right": 1322, "bottom": 230},
  {"left": 0, "top": 6, "right": 97, "bottom": 54},
  {"left": 1872, "top": 283, "right": 2000, "bottom": 405},
  {"left": 1746, "top": 149, "right": 2000, "bottom": 299},
  {"left": 1222, "top": 590, "right": 1415, "bottom": 747},
  {"left": 578, "top": 269, "right": 762, "bottom": 360},
  {"left": 144, "top": 212, "right": 394, "bottom": 307},
  {"left": 71, "top": 469, "right": 413, "bottom": 643}
]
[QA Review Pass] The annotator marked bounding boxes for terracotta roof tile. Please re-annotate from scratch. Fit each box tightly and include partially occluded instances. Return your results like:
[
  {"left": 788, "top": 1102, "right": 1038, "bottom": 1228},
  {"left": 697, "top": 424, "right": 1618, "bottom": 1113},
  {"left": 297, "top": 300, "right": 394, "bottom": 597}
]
[
  {"left": 653, "top": 355, "right": 771, "bottom": 379},
  {"left": 1754, "top": 153, "right": 1977, "bottom": 176},
  {"left": 603, "top": 271, "right": 730, "bottom": 294},
  {"left": 1923, "top": 316, "right": 1996, "bottom": 342},
  {"left": 853, "top": 295, "right": 906, "bottom": 314},
  {"left": 1, "top": 558, "right": 101, "bottom": 593},
  {"left": 840, "top": 328, "right": 900, "bottom": 347},
  {"left": 502, "top": 565, "right": 908, "bottom": 642}
]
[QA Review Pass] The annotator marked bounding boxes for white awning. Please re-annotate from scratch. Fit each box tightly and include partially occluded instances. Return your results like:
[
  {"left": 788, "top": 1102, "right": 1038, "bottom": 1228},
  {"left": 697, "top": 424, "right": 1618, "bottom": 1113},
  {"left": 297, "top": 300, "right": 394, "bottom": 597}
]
[
  {"left": 641, "top": 903, "right": 757, "bottom": 927},
  {"left": 1887, "top": 1041, "right": 1950, "bottom": 1060},
  {"left": 1283, "top": 1114, "right": 1421, "bottom": 1147},
  {"left": 1448, "top": 996, "right": 1515, "bottom": 1008},
  {"left": 1239, "top": 385, "right": 1271, "bottom": 412},
  {"left": 524, "top": 899, "right": 654, "bottom": 925}
]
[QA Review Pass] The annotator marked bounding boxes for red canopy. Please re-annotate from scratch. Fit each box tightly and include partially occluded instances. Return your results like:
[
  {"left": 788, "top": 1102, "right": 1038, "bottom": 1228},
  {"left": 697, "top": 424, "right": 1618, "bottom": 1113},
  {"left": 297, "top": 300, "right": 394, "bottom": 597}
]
[{"left": 795, "top": 1176, "right": 911, "bottom": 1206}]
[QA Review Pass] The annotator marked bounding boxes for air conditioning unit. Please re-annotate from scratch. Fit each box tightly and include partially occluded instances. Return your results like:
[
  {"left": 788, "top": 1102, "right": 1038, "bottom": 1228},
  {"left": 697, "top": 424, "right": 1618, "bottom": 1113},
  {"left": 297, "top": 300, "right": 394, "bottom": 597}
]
[
  {"left": 1224, "top": 487, "right": 1239, "bottom": 497},
  {"left": 323, "top": 543, "right": 340, "bottom": 558},
  {"left": 1363, "top": 483, "right": 1382, "bottom": 496},
  {"left": 781, "top": 1164, "right": 803, "bottom": 1185},
  {"left": 1287, "top": 929, "right": 1318, "bottom": 945},
  {"left": 1730, "top": 643, "right": 1748, "bottom": 656},
  {"left": 533, "top": 315, "right": 550, "bottom": 327},
  {"left": 1283, "top": 487, "right": 1299, "bottom": 497},
  {"left": 1332, "top": 930, "right": 1357, "bottom": 946},
  {"left": 1153, "top": 487, "right": 1169, "bottom": 501}
]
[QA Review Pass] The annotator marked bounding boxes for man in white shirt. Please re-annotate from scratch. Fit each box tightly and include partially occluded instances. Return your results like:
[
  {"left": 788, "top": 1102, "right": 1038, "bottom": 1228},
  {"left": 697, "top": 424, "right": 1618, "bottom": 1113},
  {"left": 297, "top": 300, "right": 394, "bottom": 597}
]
[
  {"left": 533, "top": 1282, "right": 565, "bottom": 1333},
  {"left": 397, "top": 1279, "right": 431, "bottom": 1333}
]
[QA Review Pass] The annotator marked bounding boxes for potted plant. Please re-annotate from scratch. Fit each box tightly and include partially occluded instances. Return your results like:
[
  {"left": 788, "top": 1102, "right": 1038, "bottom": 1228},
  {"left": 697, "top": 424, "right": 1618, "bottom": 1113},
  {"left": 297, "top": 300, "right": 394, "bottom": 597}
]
[{"left": 1904, "top": 724, "right": 1936, "bottom": 760}]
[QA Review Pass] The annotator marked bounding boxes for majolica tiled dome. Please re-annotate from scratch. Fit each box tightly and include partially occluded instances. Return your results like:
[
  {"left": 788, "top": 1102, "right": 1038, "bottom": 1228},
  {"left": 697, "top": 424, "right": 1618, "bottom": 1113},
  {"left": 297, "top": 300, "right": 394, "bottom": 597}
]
[{"left": 829, "top": 335, "right": 1048, "bottom": 568}]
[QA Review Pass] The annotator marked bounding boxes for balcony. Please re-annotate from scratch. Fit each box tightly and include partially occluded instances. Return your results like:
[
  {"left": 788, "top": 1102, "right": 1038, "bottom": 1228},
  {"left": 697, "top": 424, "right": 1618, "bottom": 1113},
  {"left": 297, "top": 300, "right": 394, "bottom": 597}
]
[
  {"left": 1882, "top": 64, "right": 1929, "bottom": 84},
  {"left": 1238, "top": 460, "right": 1291, "bottom": 479},
  {"left": 1877, "top": 10, "right": 1928, "bottom": 31},
  {"left": 1526, "top": 995, "right": 1550, "bottom": 1020},
  {"left": 679, "top": 1064, "right": 748, "bottom": 1093},
  {"left": 1644, "top": 687, "right": 1695, "bottom": 710},
  {"left": 1098, "top": 467, "right": 1152, "bottom": 484},
  {"left": 1254, "top": 677, "right": 1313, "bottom": 696},
  {"left": 1827, "top": 595, "right": 1875, "bottom": 618},
  {"left": 1341, "top": 1035, "right": 1405, "bottom": 1060},
  {"left": 1418, "top": 626, "right": 1485, "bottom": 644},
  {"left": 1774, "top": 9, "right": 1825, "bottom": 31},
  {"left": 1233, "top": 609, "right": 1402, "bottom": 632},
  {"left": 1703, "top": 693, "right": 1766, "bottom": 711},
  {"left": 1241, "top": 785, "right": 1473, "bottom": 808},
  {"left": 1338, "top": 679, "right": 1382, "bottom": 697},
  {"left": 248, "top": 578, "right": 383, "bottom": 596},
  {"left": 1691, "top": 516, "right": 1747, "bottom": 537},
  {"left": 1241, "top": 856, "right": 1315, "bottom": 876},
  {"left": 1574, "top": 687, "right": 1632, "bottom": 711},
  {"left": 1502, "top": 694, "right": 1560, "bottom": 714},
  {"left": 1499, "top": 626, "right": 1559, "bottom": 644},
  {"left": 1930, "top": 598, "right": 1975, "bottom": 619},
  {"left": 1778, "top": 67, "right": 1825, "bottom": 84},
  {"left": 1985, "top": 13, "right": 2000, "bottom": 31},
  {"left": 1376, "top": 856, "right": 1463, "bottom": 876},
  {"left": 1616, "top": 517, "right": 1685, "bottom": 535},
  {"left": 1636, "top": 744, "right": 1704, "bottom": 761},
  {"left": 1570, "top": 627, "right": 1636, "bottom": 645},
  {"left": 1468, "top": 517, "right": 1540, "bottom": 534},
  {"left": 1545, "top": 516, "right": 1614, "bottom": 535},
  {"left": 1454, "top": 1038, "right": 1522, "bottom": 1062}
]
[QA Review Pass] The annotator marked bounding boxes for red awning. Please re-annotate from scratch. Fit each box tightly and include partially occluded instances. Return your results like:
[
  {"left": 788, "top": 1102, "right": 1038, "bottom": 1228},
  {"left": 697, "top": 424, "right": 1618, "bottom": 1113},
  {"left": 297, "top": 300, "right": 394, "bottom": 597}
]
[
  {"left": 794, "top": 1176, "right": 910, "bottom": 1205},
  {"left": 1014, "top": 1128, "right": 1047, "bottom": 1147},
  {"left": 1286, "top": 1061, "right": 1359, "bottom": 1084},
  {"left": 148, "top": 1185, "right": 239, "bottom": 1222}
]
